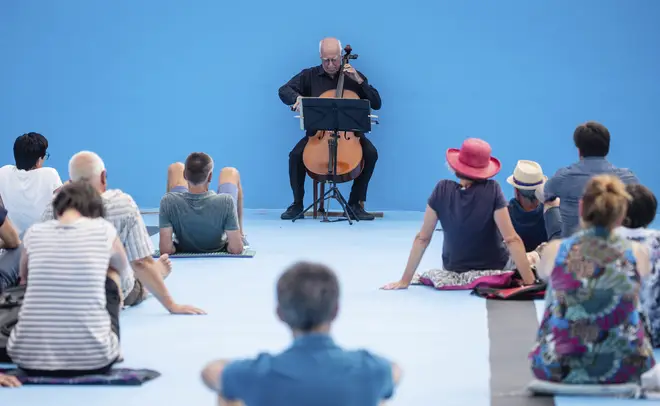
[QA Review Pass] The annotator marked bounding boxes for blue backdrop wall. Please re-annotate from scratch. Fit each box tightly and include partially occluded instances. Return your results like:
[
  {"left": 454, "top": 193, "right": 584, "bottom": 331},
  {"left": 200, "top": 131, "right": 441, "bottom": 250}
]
[{"left": 1, "top": 0, "right": 658, "bottom": 211}]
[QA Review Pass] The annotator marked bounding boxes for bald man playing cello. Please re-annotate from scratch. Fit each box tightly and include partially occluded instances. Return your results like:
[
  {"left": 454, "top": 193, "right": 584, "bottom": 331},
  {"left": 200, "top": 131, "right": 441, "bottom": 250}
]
[{"left": 278, "top": 37, "right": 381, "bottom": 221}]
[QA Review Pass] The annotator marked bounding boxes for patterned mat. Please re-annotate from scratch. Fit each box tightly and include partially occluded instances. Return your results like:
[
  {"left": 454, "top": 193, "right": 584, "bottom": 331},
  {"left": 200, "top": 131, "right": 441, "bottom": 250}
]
[
  {"left": 411, "top": 269, "right": 514, "bottom": 290},
  {"left": 152, "top": 249, "right": 256, "bottom": 258},
  {"left": 0, "top": 368, "right": 160, "bottom": 386}
]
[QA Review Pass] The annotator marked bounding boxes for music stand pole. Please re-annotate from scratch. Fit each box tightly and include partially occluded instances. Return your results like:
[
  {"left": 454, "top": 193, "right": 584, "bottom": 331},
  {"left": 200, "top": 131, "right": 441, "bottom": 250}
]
[{"left": 292, "top": 97, "right": 372, "bottom": 224}]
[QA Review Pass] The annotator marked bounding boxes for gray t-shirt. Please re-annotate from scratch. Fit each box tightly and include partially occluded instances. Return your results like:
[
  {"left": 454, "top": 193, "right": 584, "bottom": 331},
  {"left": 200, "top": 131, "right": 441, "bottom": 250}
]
[{"left": 159, "top": 191, "right": 239, "bottom": 253}]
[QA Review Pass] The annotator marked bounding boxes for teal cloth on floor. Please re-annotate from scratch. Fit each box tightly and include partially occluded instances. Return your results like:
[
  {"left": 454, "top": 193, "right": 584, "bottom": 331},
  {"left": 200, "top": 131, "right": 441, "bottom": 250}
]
[
  {"left": 0, "top": 368, "right": 160, "bottom": 386},
  {"left": 527, "top": 379, "right": 645, "bottom": 398}
]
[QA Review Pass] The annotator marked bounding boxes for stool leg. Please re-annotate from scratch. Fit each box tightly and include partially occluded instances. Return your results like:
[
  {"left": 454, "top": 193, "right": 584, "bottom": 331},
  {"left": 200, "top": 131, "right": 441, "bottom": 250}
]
[{"left": 320, "top": 182, "right": 325, "bottom": 212}]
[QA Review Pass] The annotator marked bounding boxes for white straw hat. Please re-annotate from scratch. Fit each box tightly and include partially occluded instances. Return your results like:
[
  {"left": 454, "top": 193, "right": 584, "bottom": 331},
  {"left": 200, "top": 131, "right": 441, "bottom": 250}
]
[{"left": 506, "top": 160, "right": 547, "bottom": 190}]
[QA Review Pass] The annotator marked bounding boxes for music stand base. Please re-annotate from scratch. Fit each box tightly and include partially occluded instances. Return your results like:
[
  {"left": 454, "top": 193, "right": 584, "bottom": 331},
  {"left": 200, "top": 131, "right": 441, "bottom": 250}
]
[{"left": 293, "top": 183, "right": 359, "bottom": 224}]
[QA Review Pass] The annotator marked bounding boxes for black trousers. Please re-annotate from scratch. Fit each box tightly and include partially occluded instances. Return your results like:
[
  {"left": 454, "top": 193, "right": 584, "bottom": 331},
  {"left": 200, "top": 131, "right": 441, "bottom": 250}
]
[{"left": 289, "top": 134, "right": 378, "bottom": 205}]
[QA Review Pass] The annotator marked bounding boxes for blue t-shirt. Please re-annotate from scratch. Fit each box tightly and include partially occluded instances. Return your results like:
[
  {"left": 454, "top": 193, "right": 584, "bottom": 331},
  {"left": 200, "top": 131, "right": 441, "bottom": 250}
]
[
  {"left": 220, "top": 334, "right": 395, "bottom": 406},
  {"left": 428, "top": 179, "right": 510, "bottom": 271}
]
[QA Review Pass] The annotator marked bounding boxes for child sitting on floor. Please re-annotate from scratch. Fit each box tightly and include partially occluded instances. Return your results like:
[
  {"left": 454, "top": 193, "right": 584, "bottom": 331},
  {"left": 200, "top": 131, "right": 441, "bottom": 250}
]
[
  {"left": 616, "top": 183, "right": 660, "bottom": 348},
  {"left": 529, "top": 174, "right": 660, "bottom": 390}
]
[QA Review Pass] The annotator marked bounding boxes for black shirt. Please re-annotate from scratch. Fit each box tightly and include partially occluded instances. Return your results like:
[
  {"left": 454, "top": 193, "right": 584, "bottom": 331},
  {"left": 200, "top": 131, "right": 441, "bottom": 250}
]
[{"left": 278, "top": 65, "right": 382, "bottom": 110}]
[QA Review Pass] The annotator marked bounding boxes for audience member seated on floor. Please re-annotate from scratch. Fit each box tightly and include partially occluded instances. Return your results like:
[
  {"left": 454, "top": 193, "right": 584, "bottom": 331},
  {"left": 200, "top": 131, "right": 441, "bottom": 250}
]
[
  {"left": 616, "top": 183, "right": 660, "bottom": 348},
  {"left": 381, "top": 138, "right": 536, "bottom": 290},
  {"left": 159, "top": 152, "right": 245, "bottom": 255},
  {"left": 529, "top": 174, "right": 660, "bottom": 389},
  {"left": 201, "top": 261, "right": 402, "bottom": 406},
  {"left": 0, "top": 205, "right": 21, "bottom": 293},
  {"left": 0, "top": 132, "right": 62, "bottom": 236},
  {"left": 542, "top": 121, "right": 638, "bottom": 238},
  {"left": 7, "top": 181, "right": 129, "bottom": 377},
  {"left": 506, "top": 160, "right": 562, "bottom": 252},
  {"left": 41, "top": 151, "right": 205, "bottom": 315}
]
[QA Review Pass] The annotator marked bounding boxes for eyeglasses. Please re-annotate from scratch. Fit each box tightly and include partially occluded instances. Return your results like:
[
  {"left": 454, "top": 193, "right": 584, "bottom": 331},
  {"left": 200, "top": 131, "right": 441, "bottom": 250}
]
[
  {"left": 321, "top": 56, "right": 340, "bottom": 64},
  {"left": 44, "top": 152, "right": 50, "bottom": 160}
]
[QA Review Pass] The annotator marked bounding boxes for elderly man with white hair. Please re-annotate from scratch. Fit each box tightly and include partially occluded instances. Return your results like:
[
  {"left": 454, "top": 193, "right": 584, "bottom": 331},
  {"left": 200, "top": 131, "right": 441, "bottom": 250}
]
[
  {"left": 277, "top": 37, "right": 382, "bottom": 221},
  {"left": 41, "top": 151, "right": 205, "bottom": 315}
]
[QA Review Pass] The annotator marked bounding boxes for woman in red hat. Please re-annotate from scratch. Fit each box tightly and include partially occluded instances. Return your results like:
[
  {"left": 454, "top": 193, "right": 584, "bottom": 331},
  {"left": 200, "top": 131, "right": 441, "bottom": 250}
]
[{"left": 382, "top": 138, "right": 536, "bottom": 290}]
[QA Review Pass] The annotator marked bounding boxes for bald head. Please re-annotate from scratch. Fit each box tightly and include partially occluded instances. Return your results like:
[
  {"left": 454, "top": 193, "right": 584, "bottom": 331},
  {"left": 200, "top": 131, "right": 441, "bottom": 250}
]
[
  {"left": 319, "top": 37, "right": 342, "bottom": 56},
  {"left": 68, "top": 151, "right": 107, "bottom": 191},
  {"left": 319, "top": 37, "right": 342, "bottom": 75}
]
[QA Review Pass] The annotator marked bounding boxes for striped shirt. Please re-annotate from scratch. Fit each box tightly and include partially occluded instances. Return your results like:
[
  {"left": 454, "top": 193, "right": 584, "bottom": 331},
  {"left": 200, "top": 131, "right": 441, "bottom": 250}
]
[
  {"left": 42, "top": 189, "right": 154, "bottom": 297},
  {"left": 7, "top": 218, "right": 123, "bottom": 371}
]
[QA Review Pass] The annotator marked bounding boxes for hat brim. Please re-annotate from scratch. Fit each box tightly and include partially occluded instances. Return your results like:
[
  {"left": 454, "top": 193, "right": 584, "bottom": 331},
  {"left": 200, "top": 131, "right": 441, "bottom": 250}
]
[
  {"left": 446, "top": 148, "right": 501, "bottom": 180},
  {"left": 506, "top": 175, "right": 548, "bottom": 190}
]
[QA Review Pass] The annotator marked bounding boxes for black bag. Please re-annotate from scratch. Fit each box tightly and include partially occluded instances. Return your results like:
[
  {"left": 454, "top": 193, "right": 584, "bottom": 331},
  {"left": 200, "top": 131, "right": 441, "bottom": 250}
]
[{"left": 0, "top": 284, "right": 26, "bottom": 363}]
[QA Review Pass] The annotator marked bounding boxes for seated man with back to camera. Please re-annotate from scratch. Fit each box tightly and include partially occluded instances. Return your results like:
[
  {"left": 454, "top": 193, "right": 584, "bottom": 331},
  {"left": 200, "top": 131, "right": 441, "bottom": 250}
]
[
  {"left": 0, "top": 132, "right": 63, "bottom": 237},
  {"left": 200, "top": 261, "right": 402, "bottom": 406},
  {"left": 159, "top": 152, "right": 245, "bottom": 255},
  {"left": 542, "top": 121, "right": 638, "bottom": 237},
  {"left": 41, "top": 151, "right": 205, "bottom": 315}
]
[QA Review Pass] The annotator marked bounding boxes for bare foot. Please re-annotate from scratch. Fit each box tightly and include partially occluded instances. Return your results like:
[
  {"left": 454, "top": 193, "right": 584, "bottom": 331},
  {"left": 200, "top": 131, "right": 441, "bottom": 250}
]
[{"left": 158, "top": 254, "right": 172, "bottom": 279}]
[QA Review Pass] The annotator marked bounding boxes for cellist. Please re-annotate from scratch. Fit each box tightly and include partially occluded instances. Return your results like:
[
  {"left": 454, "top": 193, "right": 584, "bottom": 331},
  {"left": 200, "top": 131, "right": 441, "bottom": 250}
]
[{"left": 278, "top": 37, "right": 381, "bottom": 221}]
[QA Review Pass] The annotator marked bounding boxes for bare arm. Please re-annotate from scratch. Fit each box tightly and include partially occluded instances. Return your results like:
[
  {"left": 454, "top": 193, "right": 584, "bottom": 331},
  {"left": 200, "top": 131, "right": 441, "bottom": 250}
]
[
  {"left": 201, "top": 360, "right": 244, "bottom": 406},
  {"left": 159, "top": 227, "right": 176, "bottom": 255},
  {"left": 19, "top": 249, "right": 28, "bottom": 285},
  {"left": 0, "top": 217, "right": 20, "bottom": 249},
  {"left": 225, "top": 230, "right": 244, "bottom": 254},
  {"left": 382, "top": 206, "right": 437, "bottom": 289},
  {"left": 493, "top": 207, "right": 536, "bottom": 284},
  {"left": 633, "top": 242, "right": 651, "bottom": 279},
  {"left": 378, "top": 361, "right": 403, "bottom": 406},
  {"left": 536, "top": 239, "right": 561, "bottom": 280}
]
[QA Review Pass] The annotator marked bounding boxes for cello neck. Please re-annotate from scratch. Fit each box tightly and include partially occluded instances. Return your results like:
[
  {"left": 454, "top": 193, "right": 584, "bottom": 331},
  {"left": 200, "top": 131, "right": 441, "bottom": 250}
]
[
  {"left": 334, "top": 45, "right": 353, "bottom": 98},
  {"left": 335, "top": 62, "right": 346, "bottom": 98}
]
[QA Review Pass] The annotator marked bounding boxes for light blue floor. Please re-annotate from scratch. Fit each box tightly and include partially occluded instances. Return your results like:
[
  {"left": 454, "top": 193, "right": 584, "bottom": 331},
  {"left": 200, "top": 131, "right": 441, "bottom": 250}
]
[{"left": 1, "top": 209, "right": 658, "bottom": 405}]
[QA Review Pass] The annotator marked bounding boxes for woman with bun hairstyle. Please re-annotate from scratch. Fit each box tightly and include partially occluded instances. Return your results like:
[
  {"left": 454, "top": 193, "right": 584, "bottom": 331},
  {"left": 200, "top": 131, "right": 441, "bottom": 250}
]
[{"left": 529, "top": 174, "right": 658, "bottom": 387}]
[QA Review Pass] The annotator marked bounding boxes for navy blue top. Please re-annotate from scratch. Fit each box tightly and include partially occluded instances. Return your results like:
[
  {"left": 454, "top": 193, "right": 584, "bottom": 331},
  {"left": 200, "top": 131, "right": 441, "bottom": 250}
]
[
  {"left": 221, "top": 333, "right": 395, "bottom": 406},
  {"left": 428, "top": 179, "right": 510, "bottom": 271},
  {"left": 508, "top": 198, "right": 547, "bottom": 252},
  {"left": 0, "top": 206, "right": 6, "bottom": 227}
]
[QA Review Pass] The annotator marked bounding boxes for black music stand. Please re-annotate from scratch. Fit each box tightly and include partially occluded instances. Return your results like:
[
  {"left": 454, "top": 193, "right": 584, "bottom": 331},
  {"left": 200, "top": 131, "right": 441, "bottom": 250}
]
[{"left": 293, "top": 97, "right": 372, "bottom": 224}]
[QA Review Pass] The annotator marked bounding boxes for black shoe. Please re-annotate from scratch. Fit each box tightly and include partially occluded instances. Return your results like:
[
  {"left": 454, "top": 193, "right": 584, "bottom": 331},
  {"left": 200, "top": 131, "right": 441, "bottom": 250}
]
[
  {"left": 281, "top": 202, "right": 304, "bottom": 220},
  {"left": 348, "top": 204, "right": 375, "bottom": 220}
]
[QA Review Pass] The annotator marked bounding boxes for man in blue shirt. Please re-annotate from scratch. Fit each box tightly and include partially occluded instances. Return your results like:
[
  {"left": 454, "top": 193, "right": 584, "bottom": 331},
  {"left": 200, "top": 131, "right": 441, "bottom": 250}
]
[
  {"left": 201, "top": 261, "right": 402, "bottom": 406},
  {"left": 543, "top": 121, "right": 638, "bottom": 237}
]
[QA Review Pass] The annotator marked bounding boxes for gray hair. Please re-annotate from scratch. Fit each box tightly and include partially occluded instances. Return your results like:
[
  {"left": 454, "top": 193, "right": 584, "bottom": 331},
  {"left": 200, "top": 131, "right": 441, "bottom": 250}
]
[
  {"left": 276, "top": 261, "right": 340, "bottom": 331},
  {"left": 69, "top": 151, "right": 105, "bottom": 183}
]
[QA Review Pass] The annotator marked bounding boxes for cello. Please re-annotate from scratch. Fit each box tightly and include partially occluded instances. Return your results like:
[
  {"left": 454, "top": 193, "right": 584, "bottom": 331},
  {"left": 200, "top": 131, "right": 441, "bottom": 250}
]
[{"left": 302, "top": 45, "right": 364, "bottom": 184}]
